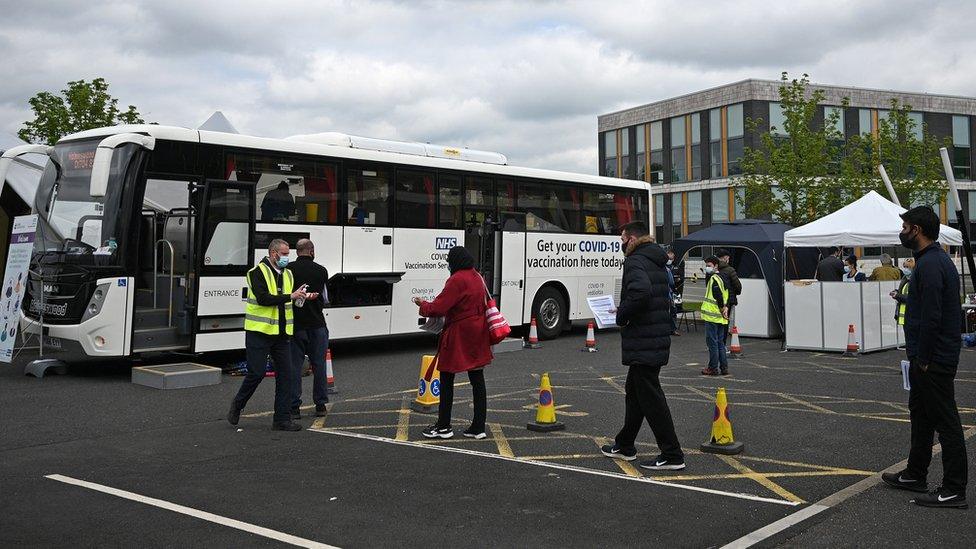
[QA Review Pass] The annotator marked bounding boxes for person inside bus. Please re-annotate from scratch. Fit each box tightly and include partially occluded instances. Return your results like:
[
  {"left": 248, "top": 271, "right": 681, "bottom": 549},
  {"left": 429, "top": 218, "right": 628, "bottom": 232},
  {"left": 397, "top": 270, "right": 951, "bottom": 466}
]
[
  {"left": 412, "top": 246, "right": 493, "bottom": 440},
  {"left": 261, "top": 181, "right": 296, "bottom": 221},
  {"left": 843, "top": 254, "right": 866, "bottom": 282}
]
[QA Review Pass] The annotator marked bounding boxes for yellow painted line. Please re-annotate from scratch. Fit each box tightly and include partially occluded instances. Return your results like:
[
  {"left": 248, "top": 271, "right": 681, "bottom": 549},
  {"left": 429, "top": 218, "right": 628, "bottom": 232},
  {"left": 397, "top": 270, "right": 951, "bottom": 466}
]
[
  {"left": 776, "top": 393, "right": 837, "bottom": 414},
  {"left": 600, "top": 376, "right": 626, "bottom": 394},
  {"left": 717, "top": 455, "right": 805, "bottom": 504},
  {"left": 310, "top": 416, "right": 326, "bottom": 430},
  {"left": 489, "top": 423, "right": 515, "bottom": 458},
  {"left": 594, "top": 437, "right": 641, "bottom": 478},
  {"left": 242, "top": 404, "right": 317, "bottom": 419},
  {"left": 735, "top": 455, "right": 874, "bottom": 474},
  {"left": 395, "top": 398, "right": 411, "bottom": 442},
  {"left": 652, "top": 470, "right": 874, "bottom": 482}
]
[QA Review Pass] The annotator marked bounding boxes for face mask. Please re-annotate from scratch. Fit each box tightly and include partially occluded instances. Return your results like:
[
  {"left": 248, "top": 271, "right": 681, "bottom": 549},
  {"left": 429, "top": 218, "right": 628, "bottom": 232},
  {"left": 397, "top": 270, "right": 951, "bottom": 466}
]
[
  {"left": 276, "top": 254, "right": 289, "bottom": 268},
  {"left": 899, "top": 227, "right": 917, "bottom": 250},
  {"left": 902, "top": 268, "right": 912, "bottom": 276},
  {"left": 704, "top": 266, "right": 715, "bottom": 275},
  {"left": 844, "top": 266, "right": 851, "bottom": 274},
  {"left": 666, "top": 259, "right": 673, "bottom": 265}
]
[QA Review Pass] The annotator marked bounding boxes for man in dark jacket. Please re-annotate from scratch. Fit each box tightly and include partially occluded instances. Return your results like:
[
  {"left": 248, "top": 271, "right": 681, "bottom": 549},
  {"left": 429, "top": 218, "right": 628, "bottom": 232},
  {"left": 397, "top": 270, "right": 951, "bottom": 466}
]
[
  {"left": 816, "top": 247, "right": 845, "bottom": 281},
  {"left": 715, "top": 248, "right": 741, "bottom": 344},
  {"left": 601, "top": 221, "right": 685, "bottom": 471},
  {"left": 881, "top": 206, "right": 968, "bottom": 509},
  {"left": 286, "top": 238, "right": 330, "bottom": 419}
]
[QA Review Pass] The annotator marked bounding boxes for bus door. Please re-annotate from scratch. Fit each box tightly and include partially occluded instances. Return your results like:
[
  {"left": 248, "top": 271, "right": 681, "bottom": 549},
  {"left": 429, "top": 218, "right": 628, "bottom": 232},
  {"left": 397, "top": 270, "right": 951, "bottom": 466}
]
[
  {"left": 464, "top": 217, "right": 499, "bottom": 289},
  {"left": 497, "top": 212, "right": 526, "bottom": 325},
  {"left": 192, "top": 179, "right": 255, "bottom": 353}
]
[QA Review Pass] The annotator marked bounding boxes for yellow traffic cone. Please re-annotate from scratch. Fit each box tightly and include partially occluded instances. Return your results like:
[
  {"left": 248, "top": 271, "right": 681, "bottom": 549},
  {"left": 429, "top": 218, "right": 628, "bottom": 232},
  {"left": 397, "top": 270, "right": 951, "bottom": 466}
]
[
  {"left": 700, "top": 387, "right": 744, "bottom": 455},
  {"left": 527, "top": 373, "right": 565, "bottom": 432},
  {"left": 410, "top": 355, "right": 440, "bottom": 414}
]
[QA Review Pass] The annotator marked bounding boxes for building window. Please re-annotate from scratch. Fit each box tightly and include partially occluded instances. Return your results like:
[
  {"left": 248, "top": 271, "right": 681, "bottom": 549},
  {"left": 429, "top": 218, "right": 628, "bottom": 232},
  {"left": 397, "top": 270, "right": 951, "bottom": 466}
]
[
  {"left": 709, "top": 108, "right": 722, "bottom": 178},
  {"left": 953, "top": 115, "right": 971, "bottom": 181},
  {"left": 654, "top": 195, "right": 664, "bottom": 227},
  {"left": 727, "top": 103, "right": 744, "bottom": 175},
  {"left": 690, "top": 113, "right": 702, "bottom": 181},
  {"left": 825, "top": 106, "right": 845, "bottom": 138},
  {"left": 908, "top": 112, "right": 923, "bottom": 141},
  {"left": 859, "top": 109, "right": 872, "bottom": 135},
  {"left": 670, "top": 117, "right": 686, "bottom": 182},
  {"left": 649, "top": 121, "right": 664, "bottom": 184},
  {"left": 712, "top": 188, "right": 729, "bottom": 222},
  {"left": 687, "top": 191, "right": 702, "bottom": 226},
  {"left": 603, "top": 131, "right": 617, "bottom": 177},
  {"left": 733, "top": 187, "right": 746, "bottom": 220},
  {"left": 621, "top": 127, "right": 633, "bottom": 179},
  {"left": 769, "top": 102, "right": 787, "bottom": 136},
  {"left": 671, "top": 193, "right": 682, "bottom": 226},
  {"left": 636, "top": 124, "right": 646, "bottom": 182}
]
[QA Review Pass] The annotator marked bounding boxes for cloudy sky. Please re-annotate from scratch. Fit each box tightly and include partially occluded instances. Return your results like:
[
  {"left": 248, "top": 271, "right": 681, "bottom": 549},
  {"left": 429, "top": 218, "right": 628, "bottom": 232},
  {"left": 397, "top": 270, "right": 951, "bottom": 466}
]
[{"left": 1, "top": 0, "right": 974, "bottom": 174}]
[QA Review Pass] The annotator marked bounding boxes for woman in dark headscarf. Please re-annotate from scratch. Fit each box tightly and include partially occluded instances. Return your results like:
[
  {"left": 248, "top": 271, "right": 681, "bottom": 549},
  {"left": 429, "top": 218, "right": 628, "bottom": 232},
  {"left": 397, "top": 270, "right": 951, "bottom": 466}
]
[{"left": 412, "top": 246, "right": 493, "bottom": 439}]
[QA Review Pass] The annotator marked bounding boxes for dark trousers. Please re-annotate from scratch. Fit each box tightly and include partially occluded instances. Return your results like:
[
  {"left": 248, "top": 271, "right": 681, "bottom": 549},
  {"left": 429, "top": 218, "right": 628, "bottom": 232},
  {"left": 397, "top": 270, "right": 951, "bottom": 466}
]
[
  {"left": 233, "top": 331, "right": 292, "bottom": 424},
  {"left": 437, "top": 369, "right": 487, "bottom": 432},
  {"left": 705, "top": 321, "right": 729, "bottom": 371},
  {"left": 906, "top": 362, "right": 968, "bottom": 493},
  {"left": 290, "top": 326, "right": 330, "bottom": 409},
  {"left": 615, "top": 365, "right": 683, "bottom": 460}
]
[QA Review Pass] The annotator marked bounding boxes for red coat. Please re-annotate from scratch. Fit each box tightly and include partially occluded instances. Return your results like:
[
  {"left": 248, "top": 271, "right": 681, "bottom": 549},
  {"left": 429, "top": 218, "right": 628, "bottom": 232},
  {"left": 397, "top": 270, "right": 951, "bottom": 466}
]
[{"left": 419, "top": 268, "right": 494, "bottom": 373}]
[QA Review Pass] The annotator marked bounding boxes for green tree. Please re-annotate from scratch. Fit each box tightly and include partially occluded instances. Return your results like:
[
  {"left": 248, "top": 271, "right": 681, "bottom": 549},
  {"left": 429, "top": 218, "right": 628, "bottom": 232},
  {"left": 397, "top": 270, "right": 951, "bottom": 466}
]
[
  {"left": 737, "top": 73, "right": 948, "bottom": 224},
  {"left": 18, "top": 78, "right": 145, "bottom": 145},
  {"left": 739, "top": 73, "right": 846, "bottom": 225}
]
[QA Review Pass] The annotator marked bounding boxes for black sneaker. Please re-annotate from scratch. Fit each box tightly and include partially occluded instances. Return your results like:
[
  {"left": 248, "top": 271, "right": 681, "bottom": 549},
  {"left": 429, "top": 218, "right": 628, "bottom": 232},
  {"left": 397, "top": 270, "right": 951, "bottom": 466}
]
[
  {"left": 639, "top": 455, "right": 686, "bottom": 471},
  {"left": 463, "top": 428, "right": 487, "bottom": 439},
  {"left": 911, "top": 487, "right": 969, "bottom": 509},
  {"left": 272, "top": 421, "right": 302, "bottom": 432},
  {"left": 315, "top": 404, "right": 328, "bottom": 417},
  {"left": 719, "top": 369, "right": 729, "bottom": 376},
  {"left": 227, "top": 403, "right": 241, "bottom": 426},
  {"left": 421, "top": 425, "right": 454, "bottom": 439},
  {"left": 290, "top": 409, "right": 301, "bottom": 420},
  {"left": 600, "top": 444, "right": 637, "bottom": 461},
  {"left": 881, "top": 470, "right": 927, "bottom": 493}
]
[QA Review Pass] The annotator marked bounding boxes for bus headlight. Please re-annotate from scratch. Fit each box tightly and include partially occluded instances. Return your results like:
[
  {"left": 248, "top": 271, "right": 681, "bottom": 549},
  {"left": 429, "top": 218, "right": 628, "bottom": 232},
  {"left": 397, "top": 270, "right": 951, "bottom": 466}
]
[{"left": 82, "top": 283, "right": 111, "bottom": 323}]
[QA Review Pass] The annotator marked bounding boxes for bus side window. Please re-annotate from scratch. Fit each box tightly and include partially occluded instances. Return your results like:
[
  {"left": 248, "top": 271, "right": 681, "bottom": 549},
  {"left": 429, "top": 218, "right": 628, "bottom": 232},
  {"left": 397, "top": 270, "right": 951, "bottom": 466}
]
[
  {"left": 438, "top": 174, "right": 461, "bottom": 229},
  {"left": 227, "top": 153, "right": 338, "bottom": 224},
  {"left": 346, "top": 166, "right": 391, "bottom": 226},
  {"left": 516, "top": 181, "right": 580, "bottom": 233}
]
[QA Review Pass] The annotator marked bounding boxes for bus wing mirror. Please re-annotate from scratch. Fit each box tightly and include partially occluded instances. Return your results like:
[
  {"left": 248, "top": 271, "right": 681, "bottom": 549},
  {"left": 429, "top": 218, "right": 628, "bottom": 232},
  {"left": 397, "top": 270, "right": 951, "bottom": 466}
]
[
  {"left": 0, "top": 144, "right": 53, "bottom": 196},
  {"left": 89, "top": 133, "right": 155, "bottom": 198}
]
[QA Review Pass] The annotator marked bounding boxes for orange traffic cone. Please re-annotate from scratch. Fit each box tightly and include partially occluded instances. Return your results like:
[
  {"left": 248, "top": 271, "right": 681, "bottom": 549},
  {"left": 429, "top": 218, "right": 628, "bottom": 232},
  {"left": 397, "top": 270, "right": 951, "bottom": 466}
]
[
  {"left": 843, "top": 324, "right": 859, "bottom": 357},
  {"left": 325, "top": 349, "right": 338, "bottom": 394},
  {"left": 581, "top": 321, "right": 598, "bottom": 352},
  {"left": 525, "top": 317, "right": 542, "bottom": 349},
  {"left": 729, "top": 326, "right": 742, "bottom": 358}
]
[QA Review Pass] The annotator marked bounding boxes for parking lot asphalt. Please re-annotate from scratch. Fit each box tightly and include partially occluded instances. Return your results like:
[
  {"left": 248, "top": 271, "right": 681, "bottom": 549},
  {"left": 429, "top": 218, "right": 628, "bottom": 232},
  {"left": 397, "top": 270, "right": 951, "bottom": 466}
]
[{"left": 1, "top": 324, "right": 974, "bottom": 548}]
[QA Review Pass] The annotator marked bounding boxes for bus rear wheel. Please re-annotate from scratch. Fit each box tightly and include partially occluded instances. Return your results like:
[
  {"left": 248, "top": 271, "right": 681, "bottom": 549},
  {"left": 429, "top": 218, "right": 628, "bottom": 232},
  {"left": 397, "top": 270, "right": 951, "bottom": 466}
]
[{"left": 531, "top": 286, "right": 566, "bottom": 340}]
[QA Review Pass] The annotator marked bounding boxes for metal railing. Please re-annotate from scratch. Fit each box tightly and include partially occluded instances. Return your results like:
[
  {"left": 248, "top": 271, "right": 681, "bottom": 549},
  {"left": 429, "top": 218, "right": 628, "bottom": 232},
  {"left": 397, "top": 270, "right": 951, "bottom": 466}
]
[{"left": 153, "top": 239, "right": 176, "bottom": 327}]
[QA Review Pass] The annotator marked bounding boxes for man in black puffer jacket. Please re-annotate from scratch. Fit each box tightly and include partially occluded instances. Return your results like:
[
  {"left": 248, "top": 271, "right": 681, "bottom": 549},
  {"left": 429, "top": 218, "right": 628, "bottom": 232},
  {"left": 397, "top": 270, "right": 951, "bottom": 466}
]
[{"left": 600, "top": 221, "right": 685, "bottom": 471}]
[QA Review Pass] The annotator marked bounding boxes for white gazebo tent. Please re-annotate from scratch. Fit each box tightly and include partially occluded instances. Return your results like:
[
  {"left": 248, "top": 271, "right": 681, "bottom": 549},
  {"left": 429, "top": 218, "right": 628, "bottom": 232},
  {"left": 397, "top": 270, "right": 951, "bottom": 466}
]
[{"left": 782, "top": 190, "right": 962, "bottom": 353}]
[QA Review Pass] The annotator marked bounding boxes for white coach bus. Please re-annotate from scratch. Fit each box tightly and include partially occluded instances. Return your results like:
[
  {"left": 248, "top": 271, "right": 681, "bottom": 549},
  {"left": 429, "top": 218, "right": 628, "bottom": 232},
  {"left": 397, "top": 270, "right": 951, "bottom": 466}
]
[{"left": 17, "top": 125, "right": 649, "bottom": 361}]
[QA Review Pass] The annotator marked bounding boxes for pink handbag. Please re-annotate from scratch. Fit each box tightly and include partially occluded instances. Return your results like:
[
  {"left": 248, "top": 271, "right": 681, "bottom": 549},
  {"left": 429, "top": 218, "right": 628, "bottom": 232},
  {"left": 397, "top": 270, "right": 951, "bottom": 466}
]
[{"left": 480, "top": 276, "right": 511, "bottom": 345}]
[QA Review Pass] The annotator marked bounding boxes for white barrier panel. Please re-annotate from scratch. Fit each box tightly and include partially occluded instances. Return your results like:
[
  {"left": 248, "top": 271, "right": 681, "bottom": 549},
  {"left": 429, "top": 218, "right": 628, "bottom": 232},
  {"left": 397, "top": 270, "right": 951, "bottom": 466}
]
[
  {"left": 785, "top": 282, "right": 823, "bottom": 349},
  {"left": 822, "top": 282, "right": 863, "bottom": 352},
  {"left": 879, "top": 281, "right": 901, "bottom": 349},
  {"left": 861, "top": 282, "right": 883, "bottom": 352},
  {"left": 735, "top": 278, "right": 781, "bottom": 338}
]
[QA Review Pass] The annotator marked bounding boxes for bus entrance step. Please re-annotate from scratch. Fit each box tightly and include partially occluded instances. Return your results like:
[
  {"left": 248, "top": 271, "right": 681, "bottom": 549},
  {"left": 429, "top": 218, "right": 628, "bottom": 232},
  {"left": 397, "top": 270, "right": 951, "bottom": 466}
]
[
  {"left": 492, "top": 337, "right": 524, "bottom": 354},
  {"left": 134, "top": 308, "right": 170, "bottom": 328},
  {"left": 131, "top": 363, "right": 222, "bottom": 390},
  {"left": 132, "top": 326, "right": 185, "bottom": 351}
]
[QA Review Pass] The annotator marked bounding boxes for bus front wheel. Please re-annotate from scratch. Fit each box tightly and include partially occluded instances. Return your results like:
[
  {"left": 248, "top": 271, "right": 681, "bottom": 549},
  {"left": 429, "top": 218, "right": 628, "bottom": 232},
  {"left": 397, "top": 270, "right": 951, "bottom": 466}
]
[{"left": 531, "top": 286, "right": 566, "bottom": 340}]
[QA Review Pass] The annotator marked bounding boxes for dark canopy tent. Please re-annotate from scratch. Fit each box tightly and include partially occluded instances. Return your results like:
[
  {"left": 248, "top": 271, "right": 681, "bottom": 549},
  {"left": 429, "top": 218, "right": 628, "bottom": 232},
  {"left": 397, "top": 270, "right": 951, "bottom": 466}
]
[{"left": 670, "top": 219, "right": 819, "bottom": 335}]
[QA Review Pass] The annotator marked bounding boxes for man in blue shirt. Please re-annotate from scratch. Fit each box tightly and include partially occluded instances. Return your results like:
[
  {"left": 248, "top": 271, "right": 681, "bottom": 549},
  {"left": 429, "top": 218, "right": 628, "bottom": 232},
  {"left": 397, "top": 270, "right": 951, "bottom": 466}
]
[{"left": 881, "top": 206, "right": 968, "bottom": 509}]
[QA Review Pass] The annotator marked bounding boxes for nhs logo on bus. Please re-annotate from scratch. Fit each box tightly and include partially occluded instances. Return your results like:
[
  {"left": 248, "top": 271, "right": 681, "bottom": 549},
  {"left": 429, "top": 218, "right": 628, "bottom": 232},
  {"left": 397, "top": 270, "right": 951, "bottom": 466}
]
[{"left": 435, "top": 237, "right": 458, "bottom": 250}]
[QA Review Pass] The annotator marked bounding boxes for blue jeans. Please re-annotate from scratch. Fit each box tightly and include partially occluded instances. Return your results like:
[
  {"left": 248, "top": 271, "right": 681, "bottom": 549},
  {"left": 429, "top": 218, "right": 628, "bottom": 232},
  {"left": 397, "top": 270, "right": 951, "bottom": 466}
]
[
  {"left": 290, "top": 326, "right": 330, "bottom": 409},
  {"left": 705, "top": 321, "right": 728, "bottom": 372},
  {"left": 234, "top": 331, "right": 292, "bottom": 423}
]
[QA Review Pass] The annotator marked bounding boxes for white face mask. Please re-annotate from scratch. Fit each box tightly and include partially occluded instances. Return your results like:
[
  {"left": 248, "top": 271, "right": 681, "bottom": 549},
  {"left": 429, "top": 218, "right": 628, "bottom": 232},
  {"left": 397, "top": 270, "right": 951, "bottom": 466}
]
[
  {"left": 704, "top": 266, "right": 715, "bottom": 275},
  {"left": 666, "top": 259, "right": 673, "bottom": 265},
  {"left": 902, "top": 267, "right": 912, "bottom": 276},
  {"left": 844, "top": 266, "right": 851, "bottom": 274}
]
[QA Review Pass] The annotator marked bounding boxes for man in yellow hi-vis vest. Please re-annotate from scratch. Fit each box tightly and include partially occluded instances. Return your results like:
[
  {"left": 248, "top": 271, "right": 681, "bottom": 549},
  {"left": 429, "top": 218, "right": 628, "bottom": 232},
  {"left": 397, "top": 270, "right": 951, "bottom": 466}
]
[
  {"left": 228, "top": 238, "right": 307, "bottom": 431},
  {"left": 700, "top": 256, "right": 730, "bottom": 376}
]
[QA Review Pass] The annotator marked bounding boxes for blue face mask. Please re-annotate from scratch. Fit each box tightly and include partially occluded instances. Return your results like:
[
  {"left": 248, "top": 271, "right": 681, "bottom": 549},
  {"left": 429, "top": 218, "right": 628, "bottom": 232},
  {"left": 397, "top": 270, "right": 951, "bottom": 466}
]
[
  {"left": 902, "top": 268, "right": 912, "bottom": 277},
  {"left": 276, "top": 255, "right": 289, "bottom": 268}
]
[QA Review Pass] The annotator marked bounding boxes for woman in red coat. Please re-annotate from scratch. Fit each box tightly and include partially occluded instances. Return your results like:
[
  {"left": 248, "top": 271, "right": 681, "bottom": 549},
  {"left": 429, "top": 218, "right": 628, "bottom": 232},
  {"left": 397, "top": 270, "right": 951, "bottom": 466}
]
[{"left": 412, "top": 246, "right": 493, "bottom": 439}]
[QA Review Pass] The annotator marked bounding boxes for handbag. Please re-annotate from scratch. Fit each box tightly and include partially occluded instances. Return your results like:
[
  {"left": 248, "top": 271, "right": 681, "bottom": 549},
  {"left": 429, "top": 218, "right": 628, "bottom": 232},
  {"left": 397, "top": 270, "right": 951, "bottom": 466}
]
[{"left": 480, "top": 276, "right": 511, "bottom": 345}]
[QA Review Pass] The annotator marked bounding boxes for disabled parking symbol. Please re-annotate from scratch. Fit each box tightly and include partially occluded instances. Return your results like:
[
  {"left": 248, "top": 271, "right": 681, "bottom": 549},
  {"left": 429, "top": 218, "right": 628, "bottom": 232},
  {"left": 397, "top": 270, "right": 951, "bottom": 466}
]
[
  {"left": 431, "top": 379, "right": 441, "bottom": 397},
  {"left": 418, "top": 379, "right": 427, "bottom": 396}
]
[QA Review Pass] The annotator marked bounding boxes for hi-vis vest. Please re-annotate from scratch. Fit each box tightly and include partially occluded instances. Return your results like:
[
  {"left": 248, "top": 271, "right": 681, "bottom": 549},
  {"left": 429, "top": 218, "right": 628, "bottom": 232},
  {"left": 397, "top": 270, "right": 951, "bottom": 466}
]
[
  {"left": 896, "top": 280, "right": 909, "bottom": 326},
  {"left": 700, "top": 273, "right": 729, "bottom": 325},
  {"left": 244, "top": 262, "right": 294, "bottom": 336}
]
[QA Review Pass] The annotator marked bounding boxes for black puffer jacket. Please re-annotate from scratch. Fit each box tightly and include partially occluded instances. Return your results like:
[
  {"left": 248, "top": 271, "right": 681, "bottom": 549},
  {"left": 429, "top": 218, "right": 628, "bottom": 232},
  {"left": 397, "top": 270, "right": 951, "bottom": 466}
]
[{"left": 616, "top": 236, "right": 672, "bottom": 367}]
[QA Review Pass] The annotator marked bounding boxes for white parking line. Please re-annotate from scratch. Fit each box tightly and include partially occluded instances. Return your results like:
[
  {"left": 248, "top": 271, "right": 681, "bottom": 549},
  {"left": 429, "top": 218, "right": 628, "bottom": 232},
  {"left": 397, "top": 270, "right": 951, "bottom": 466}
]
[
  {"left": 309, "top": 427, "right": 800, "bottom": 507},
  {"left": 45, "top": 474, "right": 338, "bottom": 549}
]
